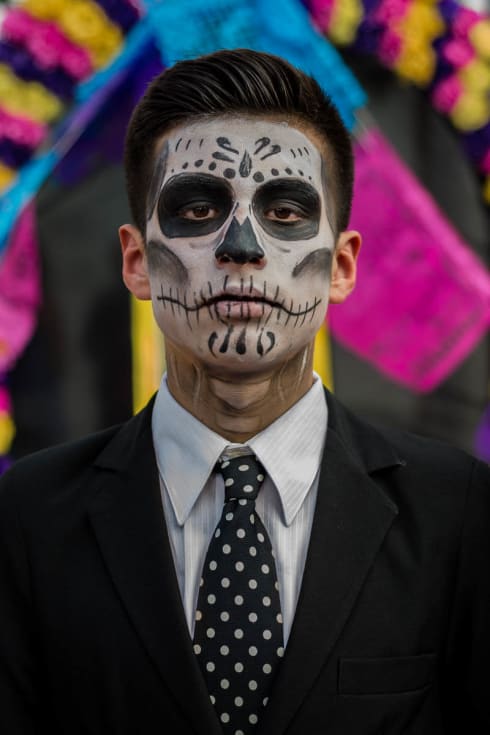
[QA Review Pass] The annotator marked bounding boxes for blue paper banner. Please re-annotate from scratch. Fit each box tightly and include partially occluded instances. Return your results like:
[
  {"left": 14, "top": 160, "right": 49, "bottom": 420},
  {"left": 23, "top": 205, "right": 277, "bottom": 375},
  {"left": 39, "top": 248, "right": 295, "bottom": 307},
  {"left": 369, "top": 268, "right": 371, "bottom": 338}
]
[{"left": 141, "top": 0, "right": 366, "bottom": 129}]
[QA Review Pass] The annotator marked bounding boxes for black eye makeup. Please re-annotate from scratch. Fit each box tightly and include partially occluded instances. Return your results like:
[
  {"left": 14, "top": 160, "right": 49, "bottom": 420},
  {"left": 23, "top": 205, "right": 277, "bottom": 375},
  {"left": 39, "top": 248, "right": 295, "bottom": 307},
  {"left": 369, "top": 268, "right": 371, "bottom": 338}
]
[
  {"left": 252, "top": 179, "right": 321, "bottom": 241},
  {"left": 158, "top": 174, "right": 234, "bottom": 237}
]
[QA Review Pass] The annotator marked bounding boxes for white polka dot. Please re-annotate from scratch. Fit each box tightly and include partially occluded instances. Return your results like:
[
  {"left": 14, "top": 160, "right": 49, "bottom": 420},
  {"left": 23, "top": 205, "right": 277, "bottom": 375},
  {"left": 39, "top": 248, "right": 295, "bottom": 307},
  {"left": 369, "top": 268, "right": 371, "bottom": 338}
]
[
  {"left": 263, "top": 697, "right": 269, "bottom": 706},
  {"left": 207, "top": 594, "right": 216, "bottom": 604},
  {"left": 221, "top": 713, "right": 230, "bottom": 723},
  {"left": 220, "top": 611, "right": 230, "bottom": 622},
  {"left": 238, "top": 464, "right": 249, "bottom": 472},
  {"left": 215, "top": 528, "right": 221, "bottom": 538},
  {"left": 235, "top": 561, "right": 244, "bottom": 571},
  {"left": 257, "top": 474, "right": 264, "bottom": 482},
  {"left": 220, "top": 645, "right": 229, "bottom": 655},
  {"left": 257, "top": 533, "right": 265, "bottom": 543},
  {"left": 261, "top": 564, "right": 270, "bottom": 574},
  {"left": 277, "top": 646, "right": 285, "bottom": 657},
  {"left": 234, "top": 696, "right": 243, "bottom": 707},
  {"left": 235, "top": 731, "right": 245, "bottom": 735},
  {"left": 243, "top": 485, "right": 253, "bottom": 493},
  {"left": 195, "top": 610, "right": 202, "bottom": 621},
  {"left": 248, "top": 579, "right": 258, "bottom": 589},
  {"left": 249, "top": 713, "right": 258, "bottom": 724},
  {"left": 234, "top": 662, "right": 244, "bottom": 673},
  {"left": 274, "top": 581, "right": 279, "bottom": 591},
  {"left": 221, "top": 578, "right": 230, "bottom": 588},
  {"left": 236, "top": 529, "right": 246, "bottom": 538},
  {"left": 263, "top": 663, "right": 272, "bottom": 674},
  {"left": 249, "top": 680, "right": 258, "bottom": 691},
  {"left": 263, "top": 596, "right": 271, "bottom": 607},
  {"left": 248, "top": 646, "right": 258, "bottom": 656},
  {"left": 234, "top": 595, "right": 244, "bottom": 605},
  {"left": 221, "top": 460, "right": 230, "bottom": 468},
  {"left": 234, "top": 628, "right": 244, "bottom": 639},
  {"left": 206, "top": 661, "right": 215, "bottom": 672},
  {"left": 225, "top": 478, "right": 234, "bottom": 486},
  {"left": 263, "top": 629, "right": 272, "bottom": 640},
  {"left": 225, "top": 512, "right": 234, "bottom": 521},
  {"left": 210, "top": 695, "right": 215, "bottom": 704},
  {"left": 249, "top": 547, "right": 257, "bottom": 557},
  {"left": 276, "top": 613, "right": 283, "bottom": 624},
  {"left": 209, "top": 560, "right": 217, "bottom": 571},
  {"left": 199, "top": 577, "right": 204, "bottom": 586},
  {"left": 193, "top": 644, "right": 201, "bottom": 655},
  {"left": 206, "top": 628, "right": 215, "bottom": 638},
  {"left": 249, "top": 514, "right": 255, "bottom": 524},
  {"left": 222, "top": 544, "right": 231, "bottom": 554},
  {"left": 239, "top": 499, "right": 247, "bottom": 506},
  {"left": 220, "top": 678, "right": 230, "bottom": 689},
  {"left": 249, "top": 612, "right": 258, "bottom": 623}
]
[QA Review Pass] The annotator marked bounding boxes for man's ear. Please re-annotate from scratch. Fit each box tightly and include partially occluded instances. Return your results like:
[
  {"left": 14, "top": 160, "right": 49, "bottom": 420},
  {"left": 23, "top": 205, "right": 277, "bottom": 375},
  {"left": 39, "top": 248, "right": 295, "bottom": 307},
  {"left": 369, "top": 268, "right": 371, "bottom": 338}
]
[
  {"left": 329, "top": 229, "right": 362, "bottom": 304},
  {"left": 119, "top": 224, "right": 151, "bottom": 300}
]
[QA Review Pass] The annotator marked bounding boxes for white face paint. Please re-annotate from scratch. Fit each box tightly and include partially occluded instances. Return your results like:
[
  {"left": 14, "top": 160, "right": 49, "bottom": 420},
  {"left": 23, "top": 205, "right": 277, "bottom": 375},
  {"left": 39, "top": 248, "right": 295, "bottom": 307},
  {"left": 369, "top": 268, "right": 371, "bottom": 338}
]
[{"left": 145, "top": 117, "right": 336, "bottom": 371}]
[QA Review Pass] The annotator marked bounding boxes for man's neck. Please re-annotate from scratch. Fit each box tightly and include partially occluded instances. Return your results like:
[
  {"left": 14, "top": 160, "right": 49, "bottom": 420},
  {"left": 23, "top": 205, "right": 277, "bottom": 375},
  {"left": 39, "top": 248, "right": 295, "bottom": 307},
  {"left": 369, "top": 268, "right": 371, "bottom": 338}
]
[{"left": 164, "top": 340, "right": 315, "bottom": 443}]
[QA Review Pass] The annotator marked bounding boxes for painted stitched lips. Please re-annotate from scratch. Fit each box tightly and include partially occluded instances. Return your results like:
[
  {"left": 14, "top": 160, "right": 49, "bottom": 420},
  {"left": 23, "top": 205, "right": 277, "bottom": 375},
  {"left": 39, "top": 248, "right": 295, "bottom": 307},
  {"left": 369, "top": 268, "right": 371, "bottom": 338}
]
[{"left": 156, "top": 278, "right": 322, "bottom": 328}]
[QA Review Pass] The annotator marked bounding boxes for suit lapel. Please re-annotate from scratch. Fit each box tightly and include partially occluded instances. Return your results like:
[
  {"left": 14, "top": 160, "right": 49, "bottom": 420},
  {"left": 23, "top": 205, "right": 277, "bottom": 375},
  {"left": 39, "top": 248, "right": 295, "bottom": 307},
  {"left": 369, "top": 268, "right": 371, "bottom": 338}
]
[
  {"left": 257, "top": 395, "right": 402, "bottom": 735},
  {"left": 88, "top": 405, "right": 222, "bottom": 735}
]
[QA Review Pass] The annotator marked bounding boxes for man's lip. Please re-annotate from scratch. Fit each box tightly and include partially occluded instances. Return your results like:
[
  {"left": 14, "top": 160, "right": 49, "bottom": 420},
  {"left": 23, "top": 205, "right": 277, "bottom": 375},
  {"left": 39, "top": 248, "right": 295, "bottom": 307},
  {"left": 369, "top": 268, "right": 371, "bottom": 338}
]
[{"left": 205, "top": 288, "right": 278, "bottom": 307}]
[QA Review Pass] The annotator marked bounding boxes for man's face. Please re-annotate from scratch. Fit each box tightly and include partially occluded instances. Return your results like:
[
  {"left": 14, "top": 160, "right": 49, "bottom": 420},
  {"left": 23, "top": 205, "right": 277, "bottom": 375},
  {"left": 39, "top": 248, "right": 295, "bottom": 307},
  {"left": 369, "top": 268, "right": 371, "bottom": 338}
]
[{"left": 144, "top": 116, "right": 337, "bottom": 372}]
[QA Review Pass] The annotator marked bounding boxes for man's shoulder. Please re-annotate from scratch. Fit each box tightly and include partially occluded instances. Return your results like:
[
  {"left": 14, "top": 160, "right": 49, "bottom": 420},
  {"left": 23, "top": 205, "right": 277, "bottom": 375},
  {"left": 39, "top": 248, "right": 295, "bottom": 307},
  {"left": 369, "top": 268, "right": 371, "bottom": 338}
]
[
  {"left": 327, "top": 390, "right": 485, "bottom": 483},
  {"left": 0, "top": 424, "right": 121, "bottom": 507},
  {"left": 0, "top": 401, "right": 155, "bottom": 518}
]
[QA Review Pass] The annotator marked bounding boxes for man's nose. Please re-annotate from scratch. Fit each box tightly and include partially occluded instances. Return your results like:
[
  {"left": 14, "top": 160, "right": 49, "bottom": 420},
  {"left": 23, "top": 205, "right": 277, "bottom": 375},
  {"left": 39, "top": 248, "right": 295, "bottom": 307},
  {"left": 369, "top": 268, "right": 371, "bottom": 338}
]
[{"left": 215, "top": 217, "right": 265, "bottom": 266}]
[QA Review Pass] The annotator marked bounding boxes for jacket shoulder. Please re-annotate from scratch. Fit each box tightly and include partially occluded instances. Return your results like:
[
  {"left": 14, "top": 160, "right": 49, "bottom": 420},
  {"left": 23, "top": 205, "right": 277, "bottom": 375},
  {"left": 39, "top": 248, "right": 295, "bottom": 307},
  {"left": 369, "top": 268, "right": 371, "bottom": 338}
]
[{"left": 0, "top": 423, "right": 124, "bottom": 512}]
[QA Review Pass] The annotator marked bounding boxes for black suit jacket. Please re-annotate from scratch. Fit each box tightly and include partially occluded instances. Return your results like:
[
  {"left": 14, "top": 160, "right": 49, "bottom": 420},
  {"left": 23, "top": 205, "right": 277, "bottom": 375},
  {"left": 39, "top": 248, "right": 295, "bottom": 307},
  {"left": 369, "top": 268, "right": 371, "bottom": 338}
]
[{"left": 1, "top": 391, "right": 489, "bottom": 734}]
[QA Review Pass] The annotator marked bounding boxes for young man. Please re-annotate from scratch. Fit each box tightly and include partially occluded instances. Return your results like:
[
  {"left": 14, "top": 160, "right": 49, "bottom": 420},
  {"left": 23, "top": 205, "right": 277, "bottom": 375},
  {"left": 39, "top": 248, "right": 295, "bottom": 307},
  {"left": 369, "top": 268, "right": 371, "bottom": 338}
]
[{"left": 0, "top": 49, "right": 489, "bottom": 735}]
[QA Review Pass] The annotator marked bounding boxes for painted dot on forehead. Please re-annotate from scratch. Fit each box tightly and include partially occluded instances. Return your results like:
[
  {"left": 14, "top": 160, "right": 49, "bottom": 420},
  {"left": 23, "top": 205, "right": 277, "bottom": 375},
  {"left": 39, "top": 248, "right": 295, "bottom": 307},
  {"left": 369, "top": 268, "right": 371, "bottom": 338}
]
[
  {"left": 224, "top": 168, "right": 236, "bottom": 179},
  {"left": 182, "top": 162, "right": 188, "bottom": 169},
  {"left": 285, "top": 168, "right": 293, "bottom": 175},
  {"left": 209, "top": 162, "right": 217, "bottom": 170},
  {"left": 253, "top": 172, "right": 264, "bottom": 183},
  {"left": 271, "top": 168, "right": 279, "bottom": 176},
  {"left": 194, "top": 159, "right": 203, "bottom": 167}
]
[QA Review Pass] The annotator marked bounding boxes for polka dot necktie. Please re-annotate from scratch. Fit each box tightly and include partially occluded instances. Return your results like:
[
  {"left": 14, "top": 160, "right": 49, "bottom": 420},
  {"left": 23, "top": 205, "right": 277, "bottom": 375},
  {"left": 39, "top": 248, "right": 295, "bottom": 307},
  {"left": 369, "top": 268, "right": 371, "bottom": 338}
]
[{"left": 193, "top": 455, "right": 284, "bottom": 734}]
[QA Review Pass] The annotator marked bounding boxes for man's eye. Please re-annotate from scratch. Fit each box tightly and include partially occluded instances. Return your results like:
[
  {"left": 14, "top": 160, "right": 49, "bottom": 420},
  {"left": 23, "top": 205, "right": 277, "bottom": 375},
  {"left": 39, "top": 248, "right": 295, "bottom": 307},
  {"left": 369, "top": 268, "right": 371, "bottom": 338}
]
[
  {"left": 265, "top": 206, "right": 303, "bottom": 223},
  {"left": 179, "top": 204, "right": 219, "bottom": 220}
]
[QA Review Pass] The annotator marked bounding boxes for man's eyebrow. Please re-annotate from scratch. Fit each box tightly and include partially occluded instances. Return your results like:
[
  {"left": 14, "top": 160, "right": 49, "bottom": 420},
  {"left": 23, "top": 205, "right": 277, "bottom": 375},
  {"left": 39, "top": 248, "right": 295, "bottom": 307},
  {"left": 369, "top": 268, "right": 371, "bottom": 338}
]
[
  {"left": 159, "top": 173, "right": 234, "bottom": 200},
  {"left": 253, "top": 178, "right": 321, "bottom": 208}
]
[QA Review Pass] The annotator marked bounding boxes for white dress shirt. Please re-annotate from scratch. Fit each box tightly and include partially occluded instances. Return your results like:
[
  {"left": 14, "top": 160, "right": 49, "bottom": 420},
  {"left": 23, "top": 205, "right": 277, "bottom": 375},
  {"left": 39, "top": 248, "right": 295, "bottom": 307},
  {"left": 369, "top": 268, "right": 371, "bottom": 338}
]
[{"left": 151, "top": 374, "right": 327, "bottom": 645}]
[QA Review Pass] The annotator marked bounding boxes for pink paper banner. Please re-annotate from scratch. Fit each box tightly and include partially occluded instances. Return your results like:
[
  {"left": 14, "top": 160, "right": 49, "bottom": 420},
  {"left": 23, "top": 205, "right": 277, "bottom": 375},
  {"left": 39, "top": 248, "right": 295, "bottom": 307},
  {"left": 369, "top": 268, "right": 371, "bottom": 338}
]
[
  {"left": 329, "top": 128, "right": 490, "bottom": 392},
  {"left": 0, "top": 202, "right": 41, "bottom": 372}
]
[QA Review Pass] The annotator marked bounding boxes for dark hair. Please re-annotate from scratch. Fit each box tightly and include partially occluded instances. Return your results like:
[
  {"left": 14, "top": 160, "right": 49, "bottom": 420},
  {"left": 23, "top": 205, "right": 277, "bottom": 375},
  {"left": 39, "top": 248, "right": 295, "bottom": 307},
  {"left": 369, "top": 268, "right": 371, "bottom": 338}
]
[{"left": 124, "top": 48, "right": 354, "bottom": 236}]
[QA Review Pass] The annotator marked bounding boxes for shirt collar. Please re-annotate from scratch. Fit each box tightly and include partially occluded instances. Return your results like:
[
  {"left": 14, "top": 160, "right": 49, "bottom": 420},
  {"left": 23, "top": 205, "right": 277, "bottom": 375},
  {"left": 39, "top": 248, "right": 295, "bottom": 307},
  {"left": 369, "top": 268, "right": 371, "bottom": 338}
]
[
  {"left": 152, "top": 374, "right": 327, "bottom": 528},
  {"left": 247, "top": 377, "right": 327, "bottom": 525}
]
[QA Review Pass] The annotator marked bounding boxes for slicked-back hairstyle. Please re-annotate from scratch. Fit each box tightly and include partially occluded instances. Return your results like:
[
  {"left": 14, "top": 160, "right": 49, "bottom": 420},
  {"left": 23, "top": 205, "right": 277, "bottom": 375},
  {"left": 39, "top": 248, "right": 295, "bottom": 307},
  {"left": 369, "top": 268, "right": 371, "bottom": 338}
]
[{"left": 124, "top": 48, "right": 354, "bottom": 237}]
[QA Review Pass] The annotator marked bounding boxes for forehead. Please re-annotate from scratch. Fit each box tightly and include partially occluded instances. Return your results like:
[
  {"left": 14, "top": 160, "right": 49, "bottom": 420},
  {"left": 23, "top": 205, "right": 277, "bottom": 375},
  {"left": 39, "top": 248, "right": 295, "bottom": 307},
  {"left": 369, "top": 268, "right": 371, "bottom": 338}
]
[{"left": 157, "top": 117, "right": 324, "bottom": 186}]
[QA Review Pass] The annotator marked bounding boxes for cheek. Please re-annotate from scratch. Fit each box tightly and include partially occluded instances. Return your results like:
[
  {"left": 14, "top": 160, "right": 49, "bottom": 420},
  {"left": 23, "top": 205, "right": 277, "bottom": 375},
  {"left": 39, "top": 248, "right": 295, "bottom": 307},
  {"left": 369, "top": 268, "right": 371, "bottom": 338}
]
[
  {"left": 292, "top": 248, "right": 333, "bottom": 280},
  {"left": 146, "top": 239, "right": 189, "bottom": 286}
]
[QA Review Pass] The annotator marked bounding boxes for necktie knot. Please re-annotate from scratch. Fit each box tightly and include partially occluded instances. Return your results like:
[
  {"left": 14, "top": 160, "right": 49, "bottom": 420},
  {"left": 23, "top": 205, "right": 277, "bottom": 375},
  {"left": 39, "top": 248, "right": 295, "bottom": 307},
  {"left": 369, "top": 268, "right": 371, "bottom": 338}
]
[{"left": 217, "top": 455, "right": 266, "bottom": 502}]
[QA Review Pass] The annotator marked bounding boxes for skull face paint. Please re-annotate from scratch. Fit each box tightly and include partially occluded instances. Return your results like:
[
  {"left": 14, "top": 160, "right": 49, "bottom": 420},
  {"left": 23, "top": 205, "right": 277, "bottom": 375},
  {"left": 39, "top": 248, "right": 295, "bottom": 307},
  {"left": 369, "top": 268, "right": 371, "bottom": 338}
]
[{"left": 145, "top": 117, "right": 336, "bottom": 370}]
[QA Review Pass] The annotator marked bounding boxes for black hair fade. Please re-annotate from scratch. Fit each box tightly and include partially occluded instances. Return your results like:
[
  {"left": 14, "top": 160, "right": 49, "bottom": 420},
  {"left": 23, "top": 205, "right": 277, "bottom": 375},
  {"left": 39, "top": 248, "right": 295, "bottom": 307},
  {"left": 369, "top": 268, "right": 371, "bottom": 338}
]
[{"left": 124, "top": 48, "right": 354, "bottom": 237}]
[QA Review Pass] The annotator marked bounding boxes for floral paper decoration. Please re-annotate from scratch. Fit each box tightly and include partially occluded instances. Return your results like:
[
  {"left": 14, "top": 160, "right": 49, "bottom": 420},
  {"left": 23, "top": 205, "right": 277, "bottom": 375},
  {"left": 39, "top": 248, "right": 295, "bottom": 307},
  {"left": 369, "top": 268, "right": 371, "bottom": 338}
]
[{"left": 306, "top": 0, "right": 490, "bottom": 204}]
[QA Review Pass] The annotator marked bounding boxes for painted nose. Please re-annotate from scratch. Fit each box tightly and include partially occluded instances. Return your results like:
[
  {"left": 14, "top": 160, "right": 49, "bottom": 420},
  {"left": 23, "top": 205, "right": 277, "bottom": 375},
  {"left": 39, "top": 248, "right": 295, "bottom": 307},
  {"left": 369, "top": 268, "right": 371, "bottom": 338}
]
[{"left": 215, "top": 217, "right": 265, "bottom": 265}]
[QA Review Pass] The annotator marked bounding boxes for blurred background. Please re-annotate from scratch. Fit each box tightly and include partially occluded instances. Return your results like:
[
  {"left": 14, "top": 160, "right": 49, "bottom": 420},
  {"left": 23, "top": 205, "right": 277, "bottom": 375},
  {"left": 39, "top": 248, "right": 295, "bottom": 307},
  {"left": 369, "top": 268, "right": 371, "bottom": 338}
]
[{"left": 0, "top": 0, "right": 489, "bottom": 470}]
